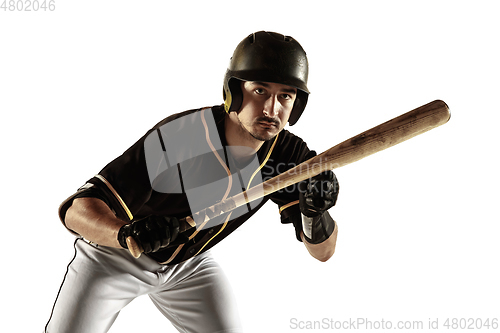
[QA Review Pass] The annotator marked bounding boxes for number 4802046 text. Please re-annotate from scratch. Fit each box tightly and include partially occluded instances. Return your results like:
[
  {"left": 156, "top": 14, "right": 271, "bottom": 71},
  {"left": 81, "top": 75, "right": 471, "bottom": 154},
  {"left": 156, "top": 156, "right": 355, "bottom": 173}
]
[{"left": 1, "top": 0, "right": 55, "bottom": 11}]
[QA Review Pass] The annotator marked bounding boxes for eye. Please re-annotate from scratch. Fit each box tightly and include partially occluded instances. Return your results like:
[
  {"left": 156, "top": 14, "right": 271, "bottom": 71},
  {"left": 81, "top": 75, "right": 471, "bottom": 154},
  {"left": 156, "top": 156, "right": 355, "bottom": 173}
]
[
  {"left": 281, "top": 92, "right": 297, "bottom": 101},
  {"left": 255, "top": 88, "right": 266, "bottom": 95}
]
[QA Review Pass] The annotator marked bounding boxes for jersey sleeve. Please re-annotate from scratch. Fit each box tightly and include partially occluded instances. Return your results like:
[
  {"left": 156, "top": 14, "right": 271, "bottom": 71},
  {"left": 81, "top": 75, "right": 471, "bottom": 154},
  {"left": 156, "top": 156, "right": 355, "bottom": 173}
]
[
  {"left": 90, "top": 129, "right": 156, "bottom": 220},
  {"left": 57, "top": 126, "right": 156, "bottom": 234},
  {"left": 58, "top": 109, "right": 204, "bottom": 233}
]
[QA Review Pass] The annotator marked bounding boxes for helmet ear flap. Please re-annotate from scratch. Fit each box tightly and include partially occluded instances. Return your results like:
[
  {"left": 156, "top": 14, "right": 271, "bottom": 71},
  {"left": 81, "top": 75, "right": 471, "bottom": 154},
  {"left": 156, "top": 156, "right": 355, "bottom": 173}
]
[
  {"left": 288, "top": 90, "right": 309, "bottom": 126},
  {"left": 223, "top": 78, "right": 243, "bottom": 114}
]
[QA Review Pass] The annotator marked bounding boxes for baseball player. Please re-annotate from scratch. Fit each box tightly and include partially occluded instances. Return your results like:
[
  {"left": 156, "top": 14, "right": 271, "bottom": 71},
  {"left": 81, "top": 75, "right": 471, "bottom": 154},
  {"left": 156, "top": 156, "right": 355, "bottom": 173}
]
[{"left": 45, "top": 31, "right": 339, "bottom": 333}]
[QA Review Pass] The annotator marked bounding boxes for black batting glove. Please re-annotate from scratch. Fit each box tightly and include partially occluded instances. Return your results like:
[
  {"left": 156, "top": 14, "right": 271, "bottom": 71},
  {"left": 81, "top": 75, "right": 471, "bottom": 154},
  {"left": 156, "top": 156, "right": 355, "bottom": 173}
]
[
  {"left": 118, "top": 216, "right": 179, "bottom": 254},
  {"left": 298, "top": 170, "right": 339, "bottom": 244},
  {"left": 299, "top": 170, "right": 339, "bottom": 217}
]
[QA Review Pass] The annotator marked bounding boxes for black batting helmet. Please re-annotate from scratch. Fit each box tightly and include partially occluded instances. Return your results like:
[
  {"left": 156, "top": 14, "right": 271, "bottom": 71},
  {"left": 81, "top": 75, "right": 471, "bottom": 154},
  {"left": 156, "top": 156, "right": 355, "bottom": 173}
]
[{"left": 223, "top": 31, "right": 310, "bottom": 126}]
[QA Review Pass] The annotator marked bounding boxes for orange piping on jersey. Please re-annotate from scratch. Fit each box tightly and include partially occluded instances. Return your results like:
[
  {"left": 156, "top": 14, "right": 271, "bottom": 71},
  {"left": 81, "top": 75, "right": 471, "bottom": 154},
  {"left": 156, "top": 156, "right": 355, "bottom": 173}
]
[
  {"left": 189, "top": 118, "right": 279, "bottom": 256},
  {"left": 201, "top": 108, "right": 233, "bottom": 200},
  {"left": 194, "top": 212, "right": 232, "bottom": 257},
  {"left": 193, "top": 108, "right": 233, "bottom": 231},
  {"left": 161, "top": 239, "right": 185, "bottom": 265},
  {"left": 279, "top": 200, "right": 299, "bottom": 214},
  {"left": 162, "top": 108, "right": 234, "bottom": 264},
  {"left": 189, "top": 123, "right": 280, "bottom": 259},
  {"left": 95, "top": 174, "right": 134, "bottom": 221},
  {"left": 246, "top": 132, "right": 279, "bottom": 189},
  {"left": 191, "top": 119, "right": 281, "bottom": 258}
]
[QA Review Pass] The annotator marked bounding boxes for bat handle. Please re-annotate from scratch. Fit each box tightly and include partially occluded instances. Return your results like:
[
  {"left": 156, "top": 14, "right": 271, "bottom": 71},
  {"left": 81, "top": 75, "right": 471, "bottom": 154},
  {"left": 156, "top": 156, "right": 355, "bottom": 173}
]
[{"left": 126, "top": 236, "right": 143, "bottom": 258}]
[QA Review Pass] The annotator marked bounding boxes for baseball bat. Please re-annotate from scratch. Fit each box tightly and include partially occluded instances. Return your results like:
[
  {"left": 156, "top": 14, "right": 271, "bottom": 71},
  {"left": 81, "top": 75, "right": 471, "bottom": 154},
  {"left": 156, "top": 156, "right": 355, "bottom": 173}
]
[{"left": 127, "top": 99, "right": 451, "bottom": 258}]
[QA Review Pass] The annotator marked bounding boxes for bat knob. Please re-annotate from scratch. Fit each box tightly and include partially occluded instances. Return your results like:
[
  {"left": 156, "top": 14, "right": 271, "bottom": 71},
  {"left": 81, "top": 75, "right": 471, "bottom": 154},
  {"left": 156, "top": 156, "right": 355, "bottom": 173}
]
[{"left": 126, "top": 236, "right": 143, "bottom": 258}]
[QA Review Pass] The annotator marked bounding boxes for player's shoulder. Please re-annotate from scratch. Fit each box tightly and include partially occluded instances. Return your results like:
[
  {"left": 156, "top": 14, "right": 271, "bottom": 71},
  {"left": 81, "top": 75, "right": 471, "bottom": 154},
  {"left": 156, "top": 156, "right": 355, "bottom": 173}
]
[
  {"left": 151, "top": 104, "right": 225, "bottom": 130},
  {"left": 271, "top": 128, "right": 315, "bottom": 164},
  {"left": 276, "top": 128, "right": 309, "bottom": 152}
]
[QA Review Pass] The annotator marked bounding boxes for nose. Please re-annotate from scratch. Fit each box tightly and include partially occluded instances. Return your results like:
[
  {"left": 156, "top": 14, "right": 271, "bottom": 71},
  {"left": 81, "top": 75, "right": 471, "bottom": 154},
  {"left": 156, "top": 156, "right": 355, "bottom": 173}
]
[{"left": 263, "top": 95, "right": 279, "bottom": 117}]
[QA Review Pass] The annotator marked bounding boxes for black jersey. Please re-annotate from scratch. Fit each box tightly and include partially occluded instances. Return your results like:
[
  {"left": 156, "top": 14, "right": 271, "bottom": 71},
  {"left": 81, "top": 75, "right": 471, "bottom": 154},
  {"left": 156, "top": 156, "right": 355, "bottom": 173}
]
[{"left": 59, "top": 105, "right": 316, "bottom": 265}]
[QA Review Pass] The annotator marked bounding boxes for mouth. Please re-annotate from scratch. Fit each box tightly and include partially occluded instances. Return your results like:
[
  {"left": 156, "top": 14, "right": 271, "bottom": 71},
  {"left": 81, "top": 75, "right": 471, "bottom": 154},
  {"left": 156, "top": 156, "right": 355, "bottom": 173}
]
[
  {"left": 256, "top": 118, "right": 279, "bottom": 129},
  {"left": 258, "top": 121, "right": 277, "bottom": 128}
]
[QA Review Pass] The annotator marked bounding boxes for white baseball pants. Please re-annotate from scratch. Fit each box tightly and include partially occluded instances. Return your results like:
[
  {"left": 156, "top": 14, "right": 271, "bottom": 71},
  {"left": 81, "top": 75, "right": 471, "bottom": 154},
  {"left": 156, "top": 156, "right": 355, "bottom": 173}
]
[{"left": 45, "top": 238, "right": 243, "bottom": 333}]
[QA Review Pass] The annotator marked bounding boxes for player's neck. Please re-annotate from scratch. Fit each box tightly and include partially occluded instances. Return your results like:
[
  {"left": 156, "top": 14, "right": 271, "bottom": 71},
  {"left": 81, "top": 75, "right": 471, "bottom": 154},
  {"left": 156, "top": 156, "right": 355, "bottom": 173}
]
[{"left": 224, "top": 112, "right": 265, "bottom": 155}]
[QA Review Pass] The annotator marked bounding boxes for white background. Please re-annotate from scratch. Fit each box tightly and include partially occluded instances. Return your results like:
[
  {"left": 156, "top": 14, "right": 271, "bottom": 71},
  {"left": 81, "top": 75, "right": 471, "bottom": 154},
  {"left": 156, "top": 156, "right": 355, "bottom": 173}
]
[{"left": 1, "top": 1, "right": 499, "bottom": 332}]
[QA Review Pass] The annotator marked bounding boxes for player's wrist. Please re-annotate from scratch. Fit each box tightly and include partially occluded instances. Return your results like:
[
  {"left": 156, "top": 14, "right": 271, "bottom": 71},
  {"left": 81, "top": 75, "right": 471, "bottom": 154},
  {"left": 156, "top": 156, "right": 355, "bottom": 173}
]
[{"left": 301, "top": 212, "right": 335, "bottom": 244}]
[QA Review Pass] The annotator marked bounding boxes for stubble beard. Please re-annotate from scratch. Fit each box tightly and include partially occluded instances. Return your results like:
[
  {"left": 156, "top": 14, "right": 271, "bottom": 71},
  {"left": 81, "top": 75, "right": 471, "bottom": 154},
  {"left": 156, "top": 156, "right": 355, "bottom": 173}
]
[{"left": 237, "top": 114, "right": 279, "bottom": 142}]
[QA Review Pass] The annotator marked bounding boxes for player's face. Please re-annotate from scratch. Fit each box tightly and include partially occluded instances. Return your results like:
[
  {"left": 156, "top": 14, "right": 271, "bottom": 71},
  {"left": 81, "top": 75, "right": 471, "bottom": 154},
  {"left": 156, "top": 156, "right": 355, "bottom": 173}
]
[{"left": 237, "top": 81, "right": 297, "bottom": 142}]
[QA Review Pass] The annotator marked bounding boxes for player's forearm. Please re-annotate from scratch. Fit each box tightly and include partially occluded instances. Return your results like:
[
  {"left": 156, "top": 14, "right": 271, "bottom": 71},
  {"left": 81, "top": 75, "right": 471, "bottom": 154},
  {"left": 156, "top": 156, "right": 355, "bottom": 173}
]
[
  {"left": 65, "top": 197, "right": 128, "bottom": 248},
  {"left": 301, "top": 222, "right": 338, "bottom": 262}
]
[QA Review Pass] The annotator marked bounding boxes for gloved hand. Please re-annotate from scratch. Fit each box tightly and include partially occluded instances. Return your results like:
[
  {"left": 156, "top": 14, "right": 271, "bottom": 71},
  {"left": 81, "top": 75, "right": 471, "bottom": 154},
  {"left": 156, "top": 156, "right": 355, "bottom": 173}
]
[
  {"left": 299, "top": 170, "right": 339, "bottom": 217},
  {"left": 298, "top": 170, "right": 339, "bottom": 244},
  {"left": 118, "top": 215, "right": 179, "bottom": 254}
]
